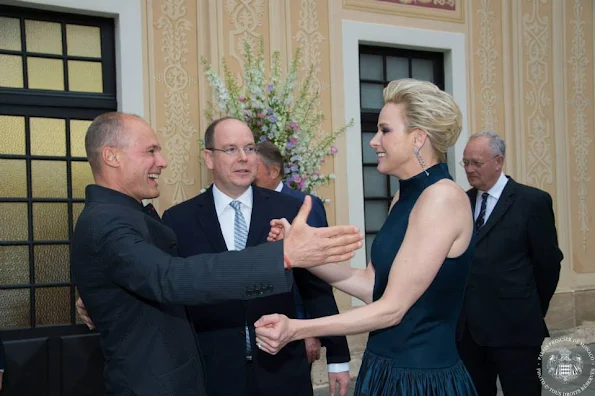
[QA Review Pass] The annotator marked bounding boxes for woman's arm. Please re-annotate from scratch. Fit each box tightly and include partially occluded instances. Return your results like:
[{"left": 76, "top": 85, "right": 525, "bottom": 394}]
[
  {"left": 307, "top": 261, "right": 375, "bottom": 304},
  {"left": 255, "top": 181, "right": 473, "bottom": 351}
]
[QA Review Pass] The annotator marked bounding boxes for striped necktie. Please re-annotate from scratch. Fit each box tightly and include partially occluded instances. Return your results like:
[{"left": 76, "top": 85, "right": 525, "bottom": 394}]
[{"left": 475, "top": 192, "right": 489, "bottom": 230}]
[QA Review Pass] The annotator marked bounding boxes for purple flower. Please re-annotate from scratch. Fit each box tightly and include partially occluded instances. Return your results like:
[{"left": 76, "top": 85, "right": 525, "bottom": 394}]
[
  {"left": 256, "top": 121, "right": 263, "bottom": 127},
  {"left": 329, "top": 145, "right": 338, "bottom": 154},
  {"left": 259, "top": 135, "right": 267, "bottom": 142},
  {"left": 238, "top": 97, "right": 246, "bottom": 102},
  {"left": 258, "top": 113, "right": 266, "bottom": 119},
  {"left": 286, "top": 141, "right": 295, "bottom": 149},
  {"left": 268, "top": 84, "right": 274, "bottom": 93},
  {"left": 268, "top": 115, "right": 277, "bottom": 122},
  {"left": 290, "top": 164, "right": 298, "bottom": 172},
  {"left": 289, "top": 121, "right": 298, "bottom": 130}
]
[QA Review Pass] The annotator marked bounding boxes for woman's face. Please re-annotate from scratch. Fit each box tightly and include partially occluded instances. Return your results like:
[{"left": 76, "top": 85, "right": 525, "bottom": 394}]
[{"left": 370, "top": 102, "right": 415, "bottom": 176}]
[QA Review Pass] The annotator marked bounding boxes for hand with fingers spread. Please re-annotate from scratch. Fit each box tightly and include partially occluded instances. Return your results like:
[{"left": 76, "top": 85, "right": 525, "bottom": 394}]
[{"left": 282, "top": 196, "right": 363, "bottom": 268}]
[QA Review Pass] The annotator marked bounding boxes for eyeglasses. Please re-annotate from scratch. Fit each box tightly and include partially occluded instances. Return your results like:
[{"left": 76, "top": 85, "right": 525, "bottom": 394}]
[
  {"left": 459, "top": 155, "right": 500, "bottom": 169},
  {"left": 206, "top": 146, "right": 258, "bottom": 156}
]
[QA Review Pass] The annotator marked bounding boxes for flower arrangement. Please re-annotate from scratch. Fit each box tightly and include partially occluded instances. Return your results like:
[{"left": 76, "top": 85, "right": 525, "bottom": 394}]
[{"left": 201, "top": 37, "right": 353, "bottom": 195}]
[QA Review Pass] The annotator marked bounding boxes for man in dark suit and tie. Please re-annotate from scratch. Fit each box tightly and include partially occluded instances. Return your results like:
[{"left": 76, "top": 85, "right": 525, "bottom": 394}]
[
  {"left": 254, "top": 140, "right": 351, "bottom": 396},
  {"left": 71, "top": 112, "right": 363, "bottom": 396},
  {"left": 162, "top": 117, "right": 349, "bottom": 396},
  {"left": 456, "top": 131, "right": 563, "bottom": 396},
  {"left": 0, "top": 333, "right": 4, "bottom": 392}
]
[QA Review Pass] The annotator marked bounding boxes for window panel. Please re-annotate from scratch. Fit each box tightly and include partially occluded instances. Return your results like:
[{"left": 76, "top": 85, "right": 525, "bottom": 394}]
[
  {"left": 0, "top": 289, "right": 30, "bottom": 329},
  {"left": 412, "top": 59, "right": 434, "bottom": 82},
  {"left": 33, "top": 203, "right": 68, "bottom": 241},
  {"left": 0, "top": 246, "right": 29, "bottom": 284},
  {"left": 0, "top": 54, "right": 24, "bottom": 88},
  {"left": 0, "top": 16, "right": 21, "bottom": 51},
  {"left": 30, "top": 117, "right": 66, "bottom": 156},
  {"left": 361, "top": 132, "right": 378, "bottom": 164},
  {"left": 365, "top": 234, "right": 376, "bottom": 264},
  {"left": 0, "top": 203, "right": 28, "bottom": 241},
  {"left": 360, "top": 83, "right": 384, "bottom": 110},
  {"left": 71, "top": 161, "right": 94, "bottom": 199},
  {"left": 386, "top": 57, "right": 409, "bottom": 81},
  {"left": 27, "top": 57, "right": 65, "bottom": 90},
  {"left": 359, "top": 54, "right": 383, "bottom": 81},
  {"left": 0, "top": 115, "right": 26, "bottom": 155},
  {"left": 32, "top": 160, "right": 67, "bottom": 198},
  {"left": 35, "top": 287, "right": 70, "bottom": 325},
  {"left": 0, "top": 159, "right": 27, "bottom": 198},
  {"left": 364, "top": 201, "right": 388, "bottom": 232},
  {"left": 390, "top": 176, "right": 400, "bottom": 196},
  {"left": 66, "top": 24, "right": 101, "bottom": 57},
  {"left": 70, "top": 120, "right": 92, "bottom": 157},
  {"left": 25, "top": 19, "right": 62, "bottom": 55},
  {"left": 363, "top": 167, "right": 387, "bottom": 198},
  {"left": 34, "top": 245, "right": 70, "bottom": 283},
  {"left": 68, "top": 60, "right": 103, "bottom": 93}
]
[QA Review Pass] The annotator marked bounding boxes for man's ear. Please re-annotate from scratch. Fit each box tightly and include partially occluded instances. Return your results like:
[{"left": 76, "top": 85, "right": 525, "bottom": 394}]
[
  {"left": 102, "top": 147, "right": 120, "bottom": 168},
  {"left": 270, "top": 164, "right": 281, "bottom": 179},
  {"left": 203, "top": 150, "right": 214, "bottom": 170}
]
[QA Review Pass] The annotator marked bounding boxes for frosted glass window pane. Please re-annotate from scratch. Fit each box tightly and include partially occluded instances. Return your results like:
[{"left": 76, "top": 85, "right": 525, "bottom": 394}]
[
  {"left": 66, "top": 24, "right": 101, "bottom": 57},
  {"left": 0, "top": 203, "right": 28, "bottom": 241},
  {"left": 360, "top": 83, "right": 384, "bottom": 110},
  {"left": 362, "top": 132, "right": 378, "bottom": 164},
  {"left": 32, "top": 161, "right": 67, "bottom": 198},
  {"left": 390, "top": 176, "right": 400, "bottom": 196},
  {"left": 364, "top": 201, "right": 388, "bottom": 232},
  {"left": 35, "top": 245, "right": 70, "bottom": 283},
  {"left": 33, "top": 203, "right": 68, "bottom": 241},
  {"left": 36, "top": 287, "right": 70, "bottom": 325},
  {"left": 0, "top": 54, "right": 24, "bottom": 88},
  {"left": 0, "top": 246, "right": 29, "bottom": 284},
  {"left": 30, "top": 117, "right": 66, "bottom": 156},
  {"left": 365, "top": 234, "right": 376, "bottom": 263},
  {"left": 364, "top": 167, "right": 386, "bottom": 198},
  {"left": 0, "top": 17, "right": 21, "bottom": 51},
  {"left": 25, "top": 20, "right": 62, "bottom": 55},
  {"left": 70, "top": 120, "right": 92, "bottom": 157},
  {"left": 28, "top": 57, "right": 64, "bottom": 90},
  {"left": 0, "top": 289, "right": 30, "bottom": 329},
  {"left": 386, "top": 57, "right": 409, "bottom": 81},
  {"left": 68, "top": 60, "right": 103, "bottom": 93},
  {"left": 71, "top": 161, "right": 94, "bottom": 199},
  {"left": 0, "top": 115, "right": 26, "bottom": 155},
  {"left": 411, "top": 59, "right": 434, "bottom": 82},
  {"left": 359, "top": 54, "right": 383, "bottom": 81},
  {"left": 0, "top": 160, "right": 27, "bottom": 198},
  {"left": 73, "top": 202, "right": 84, "bottom": 228}
]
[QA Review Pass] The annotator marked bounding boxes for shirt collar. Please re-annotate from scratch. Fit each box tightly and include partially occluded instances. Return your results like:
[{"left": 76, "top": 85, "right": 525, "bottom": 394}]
[
  {"left": 480, "top": 172, "right": 508, "bottom": 200},
  {"left": 212, "top": 184, "right": 253, "bottom": 217},
  {"left": 274, "top": 181, "right": 284, "bottom": 192}
]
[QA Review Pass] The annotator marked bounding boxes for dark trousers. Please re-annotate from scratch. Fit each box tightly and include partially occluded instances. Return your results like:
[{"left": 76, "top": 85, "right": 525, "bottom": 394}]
[
  {"left": 457, "top": 326, "right": 542, "bottom": 396},
  {"left": 245, "top": 359, "right": 260, "bottom": 396}
]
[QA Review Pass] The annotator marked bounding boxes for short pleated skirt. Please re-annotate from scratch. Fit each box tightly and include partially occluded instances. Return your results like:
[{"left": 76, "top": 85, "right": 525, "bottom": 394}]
[{"left": 353, "top": 350, "right": 478, "bottom": 396}]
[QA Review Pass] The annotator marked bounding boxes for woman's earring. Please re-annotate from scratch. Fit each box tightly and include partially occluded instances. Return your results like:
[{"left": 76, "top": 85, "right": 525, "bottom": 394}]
[{"left": 413, "top": 146, "right": 429, "bottom": 176}]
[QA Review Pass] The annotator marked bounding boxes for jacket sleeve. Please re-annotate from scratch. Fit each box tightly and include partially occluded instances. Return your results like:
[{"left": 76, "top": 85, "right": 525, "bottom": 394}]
[
  {"left": 0, "top": 332, "right": 5, "bottom": 372},
  {"left": 101, "top": 217, "right": 293, "bottom": 306},
  {"left": 528, "top": 192, "right": 563, "bottom": 316}
]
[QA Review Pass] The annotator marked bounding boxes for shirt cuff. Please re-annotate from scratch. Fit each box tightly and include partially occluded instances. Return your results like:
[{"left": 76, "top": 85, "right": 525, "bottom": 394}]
[{"left": 327, "top": 363, "right": 349, "bottom": 373}]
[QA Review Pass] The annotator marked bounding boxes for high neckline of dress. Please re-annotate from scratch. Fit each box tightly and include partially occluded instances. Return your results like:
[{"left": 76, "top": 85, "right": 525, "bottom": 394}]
[{"left": 398, "top": 162, "right": 450, "bottom": 196}]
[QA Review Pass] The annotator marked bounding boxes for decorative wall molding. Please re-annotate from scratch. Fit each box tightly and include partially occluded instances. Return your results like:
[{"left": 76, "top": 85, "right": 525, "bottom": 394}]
[
  {"left": 294, "top": 0, "right": 327, "bottom": 94},
  {"left": 476, "top": 0, "right": 499, "bottom": 132},
  {"left": 155, "top": 0, "right": 198, "bottom": 205},
  {"left": 343, "top": 0, "right": 464, "bottom": 23},
  {"left": 523, "top": 0, "right": 553, "bottom": 190},
  {"left": 568, "top": 0, "right": 591, "bottom": 251},
  {"left": 225, "top": 0, "right": 265, "bottom": 65}
]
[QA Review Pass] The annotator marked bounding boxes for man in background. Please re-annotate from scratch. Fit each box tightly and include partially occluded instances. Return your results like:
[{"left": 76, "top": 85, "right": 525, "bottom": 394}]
[{"left": 255, "top": 140, "right": 351, "bottom": 396}]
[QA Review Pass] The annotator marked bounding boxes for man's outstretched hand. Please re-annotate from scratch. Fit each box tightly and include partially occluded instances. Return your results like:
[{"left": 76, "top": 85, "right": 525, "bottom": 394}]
[{"left": 282, "top": 196, "right": 363, "bottom": 268}]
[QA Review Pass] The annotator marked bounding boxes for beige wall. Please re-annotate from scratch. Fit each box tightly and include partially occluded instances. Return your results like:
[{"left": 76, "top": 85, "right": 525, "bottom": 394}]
[{"left": 144, "top": 0, "right": 595, "bottom": 328}]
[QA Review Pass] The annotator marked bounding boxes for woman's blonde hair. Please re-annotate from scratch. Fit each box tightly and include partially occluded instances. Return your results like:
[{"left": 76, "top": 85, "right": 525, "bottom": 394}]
[{"left": 383, "top": 79, "right": 462, "bottom": 161}]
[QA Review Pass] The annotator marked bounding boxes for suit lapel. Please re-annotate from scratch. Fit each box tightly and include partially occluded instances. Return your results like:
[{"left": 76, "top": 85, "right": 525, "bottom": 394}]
[
  {"left": 196, "top": 186, "right": 228, "bottom": 252},
  {"left": 468, "top": 189, "right": 477, "bottom": 214},
  {"left": 476, "top": 178, "right": 516, "bottom": 242},
  {"left": 246, "top": 186, "right": 269, "bottom": 247}
]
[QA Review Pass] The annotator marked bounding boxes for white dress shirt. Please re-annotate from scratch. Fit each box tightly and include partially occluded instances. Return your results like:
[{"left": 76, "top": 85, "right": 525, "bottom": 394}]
[
  {"left": 212, "top": 184, "right": 253, "bottom": 251},
  {"left": 474, "top": 172, "right": 509, "bottom": 224}
]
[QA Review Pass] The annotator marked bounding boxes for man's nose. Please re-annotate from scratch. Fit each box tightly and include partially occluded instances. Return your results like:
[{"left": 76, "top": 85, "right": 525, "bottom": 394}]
[{"left": 156, "top": 152, "right": 168, "bottom": 168}]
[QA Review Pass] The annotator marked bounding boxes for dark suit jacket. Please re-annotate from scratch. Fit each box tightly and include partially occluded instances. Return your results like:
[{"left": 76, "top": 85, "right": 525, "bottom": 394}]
[
  {"left": 457, "top": 177, "right": 563, "bottom": 347},
  {"left": 0, "top": 332, "right": 4, "bottom": 372},
  {"left": 163, "top": 185, "right": 342, "bottom": 396},
  {"left": 280, "top": 185, "right": 351, "bottom": 364},
  {"left": 71, "top": 185, "right": 293, "bottom": 396}
]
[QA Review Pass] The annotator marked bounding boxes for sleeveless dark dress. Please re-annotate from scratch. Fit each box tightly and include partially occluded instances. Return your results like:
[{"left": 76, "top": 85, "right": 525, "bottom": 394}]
[{"left": 353, "top": 163, "right": 477, "bottom": 396}]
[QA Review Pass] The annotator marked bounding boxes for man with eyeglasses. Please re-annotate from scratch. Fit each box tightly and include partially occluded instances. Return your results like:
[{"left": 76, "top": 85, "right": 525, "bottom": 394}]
[
  {"left": 161, "top": 117, "right": 329, "bottom": 396},
  {"left": 456, "top": 131, "right": 563, "bottom": 396}
]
